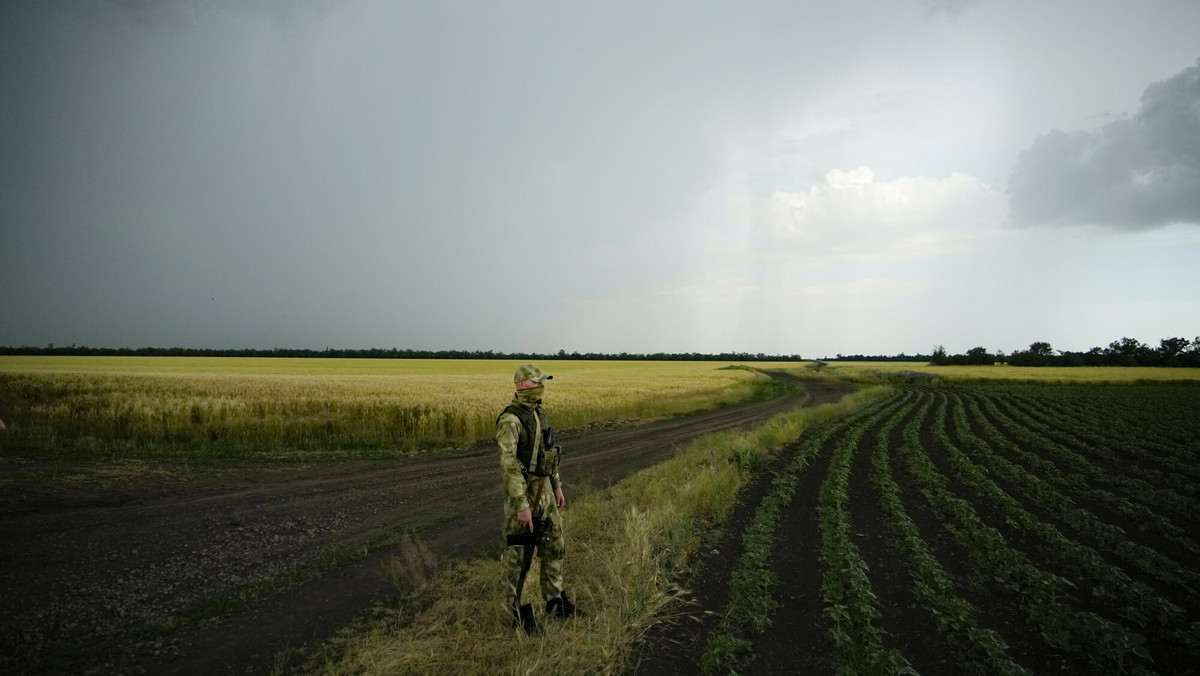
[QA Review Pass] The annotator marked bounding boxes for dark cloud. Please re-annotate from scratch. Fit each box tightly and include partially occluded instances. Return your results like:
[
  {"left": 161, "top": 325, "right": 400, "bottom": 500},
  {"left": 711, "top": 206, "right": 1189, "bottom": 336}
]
[{"left": 1007, "top": 59, "right": 1200, "bottom": 229}]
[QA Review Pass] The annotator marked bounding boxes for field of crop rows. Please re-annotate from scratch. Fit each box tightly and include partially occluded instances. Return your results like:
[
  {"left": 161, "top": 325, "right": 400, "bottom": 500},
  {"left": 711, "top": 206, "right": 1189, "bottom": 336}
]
[{"left": 713, "top": 383, "right": 1200, "bottom": 675}]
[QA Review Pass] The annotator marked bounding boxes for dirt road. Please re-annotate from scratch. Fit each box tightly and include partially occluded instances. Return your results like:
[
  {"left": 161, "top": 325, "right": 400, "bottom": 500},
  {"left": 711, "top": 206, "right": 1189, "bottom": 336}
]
[{"left": 0, "top": 376, "right": 853, "bottom": 674}]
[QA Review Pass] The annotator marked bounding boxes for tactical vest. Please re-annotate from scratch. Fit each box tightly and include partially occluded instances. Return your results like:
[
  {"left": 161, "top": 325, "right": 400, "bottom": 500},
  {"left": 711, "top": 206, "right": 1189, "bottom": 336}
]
[{"left": 497, "top": 403, "right": 549, "bottom": 475}]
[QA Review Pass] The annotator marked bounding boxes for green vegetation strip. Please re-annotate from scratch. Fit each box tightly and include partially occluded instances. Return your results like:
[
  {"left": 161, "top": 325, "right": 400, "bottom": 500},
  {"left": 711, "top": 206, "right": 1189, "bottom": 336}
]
[
  {"left": 315, "top": 384, "right": 890, "bottom": 675},
  {"left": 870, "top": 392, "right": 1030, "bottom": 676},
  {"left": 817, "top": 398, "right": 914, "bottom": 674}
]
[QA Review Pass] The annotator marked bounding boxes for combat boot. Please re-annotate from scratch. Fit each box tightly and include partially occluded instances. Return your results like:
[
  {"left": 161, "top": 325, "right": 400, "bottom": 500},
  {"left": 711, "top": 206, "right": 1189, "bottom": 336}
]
[
  {"left": 545, "top": 591, "right": 584, "bottom": 619},
  {"left": 512, "top": 603, "right": 544, "bottom": 636}
]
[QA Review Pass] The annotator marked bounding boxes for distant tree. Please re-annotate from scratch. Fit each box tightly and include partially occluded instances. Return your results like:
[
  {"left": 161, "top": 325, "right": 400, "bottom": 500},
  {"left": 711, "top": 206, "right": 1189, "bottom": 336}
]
[
  {"left": 930, "top": 345, "right": 949, "bottom": 366},
  {"left": 1059, "top": 351, "right": 1086, "bottom": 367},
  {"left": 964, "top": 346, "right": 995, "bottom": 365},
  {"left": 1184, "top": 337, "right": 1200, "bottom": 367},
  {"left": 1106, "top": 337, "right": 1149, "bottom": 366},
  {"left": 1029, "top": 341, "right": 1054, "bottom": 361},
  {"left": 1158, "top": 337, "right": 1189, "bottom": 367},
  {"left": 1009, "top": 341, "right": 1054, "bottom": 367}
]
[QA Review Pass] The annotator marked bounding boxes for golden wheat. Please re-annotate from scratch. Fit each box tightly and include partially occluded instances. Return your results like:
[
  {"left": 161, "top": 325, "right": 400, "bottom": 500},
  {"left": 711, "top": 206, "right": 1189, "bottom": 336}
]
[{"left": 0, "top": 358, "right": 782, "bottom": 458}]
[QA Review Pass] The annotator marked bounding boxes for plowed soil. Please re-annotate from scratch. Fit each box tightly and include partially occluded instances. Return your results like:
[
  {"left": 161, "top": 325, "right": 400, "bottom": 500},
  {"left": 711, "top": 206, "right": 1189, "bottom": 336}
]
[{"left": 0, "top": 375, "right": 854, "bottom": 675}]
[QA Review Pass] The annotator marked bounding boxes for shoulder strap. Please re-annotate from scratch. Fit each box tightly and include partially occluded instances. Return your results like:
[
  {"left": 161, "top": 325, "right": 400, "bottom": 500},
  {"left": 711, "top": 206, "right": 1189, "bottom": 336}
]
[{"left": 498, "top": 404, "right": 537, "bottom": 472}]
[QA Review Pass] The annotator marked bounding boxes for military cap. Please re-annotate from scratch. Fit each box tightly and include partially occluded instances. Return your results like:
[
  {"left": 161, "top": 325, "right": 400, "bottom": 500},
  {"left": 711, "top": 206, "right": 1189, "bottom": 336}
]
[{"left": 513, "top": 363, "right": 553, "bottom": 385}]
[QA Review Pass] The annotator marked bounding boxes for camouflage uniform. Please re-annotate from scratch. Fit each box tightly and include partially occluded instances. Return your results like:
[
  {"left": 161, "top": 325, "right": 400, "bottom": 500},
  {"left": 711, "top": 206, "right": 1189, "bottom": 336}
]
[{"left": 496, "top": 364, "right": 566, "bottom": 608}]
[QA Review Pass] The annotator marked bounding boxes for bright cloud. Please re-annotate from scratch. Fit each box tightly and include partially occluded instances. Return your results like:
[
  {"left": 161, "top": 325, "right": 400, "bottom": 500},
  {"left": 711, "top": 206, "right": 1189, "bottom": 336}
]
[{"left": 768, "top": 167, "right": 1004, "bottom": 257}]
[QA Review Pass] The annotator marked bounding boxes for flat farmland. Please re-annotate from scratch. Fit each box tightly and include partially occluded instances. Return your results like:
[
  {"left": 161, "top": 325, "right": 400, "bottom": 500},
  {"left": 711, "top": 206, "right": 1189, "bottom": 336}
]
[
  {"left": 643, "top": 381, "right": 1200, "bottom": 675},
  {"left": 5, "top": 358, "right": 1199, "bottom": 674}
]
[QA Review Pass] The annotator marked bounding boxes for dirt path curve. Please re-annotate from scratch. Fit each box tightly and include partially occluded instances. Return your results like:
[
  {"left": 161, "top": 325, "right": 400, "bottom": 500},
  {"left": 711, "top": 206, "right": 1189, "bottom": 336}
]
[{"left": 0, "top": 375, "right": 854, "bottom": 675}]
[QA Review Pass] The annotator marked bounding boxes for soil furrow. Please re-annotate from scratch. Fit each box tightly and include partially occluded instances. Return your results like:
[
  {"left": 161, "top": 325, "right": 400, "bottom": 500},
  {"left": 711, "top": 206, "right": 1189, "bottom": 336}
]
[
  {"left": 849, "top": 397, "right": 959, "bottom": 674},
  {"left": 741, "top": 427, "right": 837, "bottom": 675}
]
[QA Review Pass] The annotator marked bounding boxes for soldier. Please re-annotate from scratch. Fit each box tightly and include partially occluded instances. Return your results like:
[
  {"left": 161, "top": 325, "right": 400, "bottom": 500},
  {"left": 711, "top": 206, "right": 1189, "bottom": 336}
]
[{"left": 496, "top": 363, "right": 582, "bottom": 635}]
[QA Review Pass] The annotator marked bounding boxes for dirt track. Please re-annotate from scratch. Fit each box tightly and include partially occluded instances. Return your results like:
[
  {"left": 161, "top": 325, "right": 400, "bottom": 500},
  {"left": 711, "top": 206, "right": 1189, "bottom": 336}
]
[{"left": 0, "top": 375, "right": 853, "bottom": 675}]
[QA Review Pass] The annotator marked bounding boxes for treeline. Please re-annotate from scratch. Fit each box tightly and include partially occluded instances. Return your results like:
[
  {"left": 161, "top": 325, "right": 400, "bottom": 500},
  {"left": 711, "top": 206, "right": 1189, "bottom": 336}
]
[
  {"left": 930, "top": 337, "right": 1200, "bottom": 368},
  {"left": 827, "top": 352, "right": 934, "bottom": 362},
  {"left": 0, "top": 345, "right": 805, "bottom": 362}
]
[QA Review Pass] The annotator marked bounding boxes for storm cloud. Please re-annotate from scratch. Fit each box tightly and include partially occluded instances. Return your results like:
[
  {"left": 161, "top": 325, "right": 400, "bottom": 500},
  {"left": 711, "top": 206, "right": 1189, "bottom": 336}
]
[{"left": 1007, "top": 60, "right": 1200, "bottom": 230}]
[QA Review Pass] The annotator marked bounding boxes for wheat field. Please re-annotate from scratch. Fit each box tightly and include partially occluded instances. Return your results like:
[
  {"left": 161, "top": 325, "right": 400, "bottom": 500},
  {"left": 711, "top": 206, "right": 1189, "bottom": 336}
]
[{"left": 0, "top": 357, "right": 784, "bottom": 459}]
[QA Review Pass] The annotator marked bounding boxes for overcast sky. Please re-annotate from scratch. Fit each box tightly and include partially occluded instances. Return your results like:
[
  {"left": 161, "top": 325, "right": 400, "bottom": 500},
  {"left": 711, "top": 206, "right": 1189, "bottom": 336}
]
[{"left": 2, "top": 1, "right": 1198, "bottom": 357}]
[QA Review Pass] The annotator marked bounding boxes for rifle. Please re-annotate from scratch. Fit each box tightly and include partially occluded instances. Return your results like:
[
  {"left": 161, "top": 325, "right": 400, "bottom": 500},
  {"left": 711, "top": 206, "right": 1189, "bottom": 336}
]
[
  {"left": 506, "top": 518, "right": 550, "bottom": 548},
  {"left": 509, "top": 518, "right": 550, "bottom": 616},
  {"left": 508, "top": 433, "right": 562, "bottom": 613}
]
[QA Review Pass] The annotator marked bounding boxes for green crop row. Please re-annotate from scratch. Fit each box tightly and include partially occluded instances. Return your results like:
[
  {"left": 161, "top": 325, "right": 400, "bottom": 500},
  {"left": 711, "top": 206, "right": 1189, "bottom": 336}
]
[
  {"left": 700, "top": 394, "right": 890, "bottom": 673},
  {"left": 973, "top": 392, "right": 1200, "bottom": 523},
  {"left": 1004, "top": 391, "right": 1200, "bottom": 498},
  {"left": 963, "top": 394, "right": 1200, "bottom": 599},
  {"left": 870, "top": 392, "right": 1030, "bottom": 675},
  {"left": 704, "top": 381, "right": 1196, "bottom": 674},
  {"left": 993, "top": 388, "right": 1200, "bottom": 490},
  {"left": 942, "top": 393, "right": 1190, "bottom": 638},
  {"left": 901, "top": 391, "right": 1155, "bottom": 674},
  {"left": 979, "top": 392, "right": 1200, "bottom": 537},
  {"left": 818, "top": 398, "right": 914, "bottom": 675},
  {"left": 980, "top": 393, "right": 1200, "bottom": 559},
  {"left": 1023, "top": 385, "right": 1200, "bottom": 451},
  {"left": 995, "top": 389, "right": 1200, "bottom": 485}
]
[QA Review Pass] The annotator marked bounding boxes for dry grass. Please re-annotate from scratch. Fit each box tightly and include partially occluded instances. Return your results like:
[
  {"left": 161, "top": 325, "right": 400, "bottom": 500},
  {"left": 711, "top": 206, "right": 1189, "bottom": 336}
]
[{"left": 381, "top": 535, "right": 439, "bottom": 596}]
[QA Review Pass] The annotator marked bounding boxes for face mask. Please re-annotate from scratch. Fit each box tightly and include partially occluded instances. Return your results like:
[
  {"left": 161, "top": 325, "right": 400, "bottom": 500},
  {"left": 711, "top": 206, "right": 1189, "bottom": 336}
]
[{"left": 516, "top": 385, "right": 544, "bottom": 405}]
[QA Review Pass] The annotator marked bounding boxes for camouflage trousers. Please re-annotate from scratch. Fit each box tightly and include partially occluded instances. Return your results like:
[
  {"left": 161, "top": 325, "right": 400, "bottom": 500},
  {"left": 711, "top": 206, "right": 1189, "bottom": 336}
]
[{"left": 502, "top": 492, "right": 565, "bottom": 605}]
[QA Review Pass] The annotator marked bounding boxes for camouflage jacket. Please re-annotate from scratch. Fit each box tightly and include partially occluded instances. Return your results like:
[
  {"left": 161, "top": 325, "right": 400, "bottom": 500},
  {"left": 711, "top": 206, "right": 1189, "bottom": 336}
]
[{"left": 496, "top": 394, "right": 561, "bottom": 515}]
